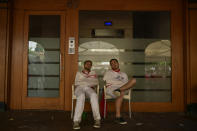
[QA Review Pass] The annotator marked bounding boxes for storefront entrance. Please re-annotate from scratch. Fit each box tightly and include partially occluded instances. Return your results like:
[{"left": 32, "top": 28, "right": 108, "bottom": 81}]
[{"left": 7, "top": 0, "right": 184, "bottom": 112}]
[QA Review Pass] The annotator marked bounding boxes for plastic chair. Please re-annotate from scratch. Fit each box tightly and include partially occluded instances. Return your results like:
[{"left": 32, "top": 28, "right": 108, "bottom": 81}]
[
  {"left": 103, "top": 86, "right": 134, "bottom": 119},
  {"left": 71, "top": 84, "right": 100, "bottom": 119}
]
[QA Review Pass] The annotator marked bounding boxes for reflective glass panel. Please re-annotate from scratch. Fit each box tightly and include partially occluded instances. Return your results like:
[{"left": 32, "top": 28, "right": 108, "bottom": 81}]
[
  {"left": 28, "top": 15, "right": 60, "bottom": 97},
  {"left": 79, "top": 11, "right": 171, "bottom": 102}
]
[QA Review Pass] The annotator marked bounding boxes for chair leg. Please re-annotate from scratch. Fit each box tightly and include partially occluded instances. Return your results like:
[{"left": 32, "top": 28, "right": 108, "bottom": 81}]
[
  {"left": 129, "top": 99, "right": 131, "bottom": 119},
  {"left": 104, "top": 99, "right": 106, "bottom": 119},
  {"left": 71, "top": 99, "right": 73, "bottom": 119},
  {"left": 131, "top": 109, "right": 135, "bottom": 119},
  {"left": 129, "top": 99, "right": 135, "bottom": 119}
]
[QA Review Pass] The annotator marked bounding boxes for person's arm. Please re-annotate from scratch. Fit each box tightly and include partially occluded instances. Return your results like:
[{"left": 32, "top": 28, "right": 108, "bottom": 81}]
[
  {"left": 121, "top": 73, "right": 129, "bottom": 83},
  {"left": 86, "top": 71, "right": 99, "bottom": 87},
  {"left": 104, "top": 71, "right": 127, "bottom": 86},
  {"left": 103, "top": 71, "right": 114, "bottom": 86},
  {"left": 74, "top": 72, "right": 86, "bottom": 86},
  {"left": 103, "top": 71, "right": 110, "bottom": 82}
]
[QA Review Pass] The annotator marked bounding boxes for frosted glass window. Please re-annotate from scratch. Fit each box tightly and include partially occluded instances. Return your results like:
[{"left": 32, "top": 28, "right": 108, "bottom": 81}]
[
  {"left": 27, "top": 15, "right": 60, "bottom": 97},
  {"left": 79, "top": 11, "right": 171, "bottom": 102}
]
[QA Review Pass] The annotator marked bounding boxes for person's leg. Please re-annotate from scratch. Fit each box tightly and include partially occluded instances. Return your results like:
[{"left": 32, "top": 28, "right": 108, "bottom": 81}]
[
  {"left": 73, "top": 88, "right": 86, "bottom": 122},
  {"left": 85, "top": 87, "right": 101, "bottom": 121},
  {"left": 86, "top": 87, "right": 101, "bottom": 128},
  {"left": 115, "top": 91, "right": 124, "bottom": 117},
  {"left": 119, "top": 78, "right": 136, "bottom": 91},
  {"left": 115, "top": 91, "right": 127, "bottom": 125}
]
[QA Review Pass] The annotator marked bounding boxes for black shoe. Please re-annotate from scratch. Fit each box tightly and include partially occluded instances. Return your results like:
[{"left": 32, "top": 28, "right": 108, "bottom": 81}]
[{"left": 115, "top": 117, "right": 127, "bottom": 125}]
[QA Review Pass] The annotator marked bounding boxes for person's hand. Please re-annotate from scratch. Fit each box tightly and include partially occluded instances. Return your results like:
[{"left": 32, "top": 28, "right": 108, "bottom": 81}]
[{"left": 90, "top": 86, "right": 95, "bottom": 89}]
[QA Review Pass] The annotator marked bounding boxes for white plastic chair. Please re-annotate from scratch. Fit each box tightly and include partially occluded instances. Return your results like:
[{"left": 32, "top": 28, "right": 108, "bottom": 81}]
[
  {"left": 103, "top": 86, "right": 134, "bottom": 119},
  {"left": 71, "top": 84, "right": 100, "bottom": 119}
]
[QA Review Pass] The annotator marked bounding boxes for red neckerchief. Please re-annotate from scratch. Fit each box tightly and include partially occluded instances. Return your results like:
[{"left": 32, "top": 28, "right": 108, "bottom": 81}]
[
  {"left": 112, "top": 69, "right": 120, "bottom": 72},
  {"left": 82, "top": 70, "right": 97, "bottom": 78},
  {"left": 82, "top": 70, "right": 90, "bottom": 75}
]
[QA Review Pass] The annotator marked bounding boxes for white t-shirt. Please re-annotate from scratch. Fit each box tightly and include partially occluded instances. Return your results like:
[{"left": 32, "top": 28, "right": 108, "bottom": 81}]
[
  {"left": 75, "top": 70, "right": 98, "bottom": 87},
  {"left": 103, "top": 70, "right": 128, "bottom": 88}
]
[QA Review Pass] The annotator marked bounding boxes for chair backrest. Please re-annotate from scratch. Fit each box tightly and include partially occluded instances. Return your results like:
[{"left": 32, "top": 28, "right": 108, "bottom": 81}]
[
  {"left": 72, "top": 84, "right": 100, "bottom": 100},
  {"left": 103, "top": 86, "right": 132, "bottom": 100}
]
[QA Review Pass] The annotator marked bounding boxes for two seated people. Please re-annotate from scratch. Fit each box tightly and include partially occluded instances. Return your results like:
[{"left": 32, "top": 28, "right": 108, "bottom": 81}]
[{"left": 73, "top": 59, "right": 136, "bottom": 130}]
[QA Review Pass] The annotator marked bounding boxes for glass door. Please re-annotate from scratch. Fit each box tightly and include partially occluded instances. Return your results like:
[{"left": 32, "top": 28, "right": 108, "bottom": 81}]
[{"left": 22, "top": 11, "right": 65, "bottom": 109}]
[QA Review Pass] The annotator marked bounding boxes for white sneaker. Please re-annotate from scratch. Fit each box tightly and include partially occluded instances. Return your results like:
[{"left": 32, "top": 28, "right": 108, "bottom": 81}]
[
  {"left": 93, "top": 120, "right": 101, "bottom": 128},
  {"left": 73, "top": 121, "right": 80, "bottom": 130}
]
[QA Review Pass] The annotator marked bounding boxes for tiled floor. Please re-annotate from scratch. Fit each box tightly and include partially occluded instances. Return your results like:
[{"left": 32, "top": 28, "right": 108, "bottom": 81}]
[{"left": 0, "top": 111, "right": 197, "bottom": 131}]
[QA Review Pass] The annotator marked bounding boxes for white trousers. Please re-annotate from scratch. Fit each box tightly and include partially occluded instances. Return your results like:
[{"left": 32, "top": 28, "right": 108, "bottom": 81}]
[{"left": 73, "top": 86, "right": 101, "bottom": 122}]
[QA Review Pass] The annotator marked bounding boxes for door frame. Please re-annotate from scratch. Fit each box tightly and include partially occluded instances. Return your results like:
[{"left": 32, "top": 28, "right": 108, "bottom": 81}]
[{"left": 22, "top": 11, "right": 65, "bottom": 110}]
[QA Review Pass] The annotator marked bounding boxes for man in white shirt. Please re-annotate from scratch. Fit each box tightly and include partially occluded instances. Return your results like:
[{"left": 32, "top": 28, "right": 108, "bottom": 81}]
[
  {"left": 103, "top": 59, "right": 136, "bottom": 125},
  {"left": 73, "top": 60, "right": 101, "bottom": 130}
]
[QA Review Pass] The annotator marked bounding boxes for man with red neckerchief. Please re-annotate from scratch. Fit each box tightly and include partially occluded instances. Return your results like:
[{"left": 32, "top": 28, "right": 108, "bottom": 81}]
[
  {"left": 103, "top": 59, "right": 136, "bottom": 125},
  {"left": 73, "top": 60, "right": 101, "bottom": 130}
]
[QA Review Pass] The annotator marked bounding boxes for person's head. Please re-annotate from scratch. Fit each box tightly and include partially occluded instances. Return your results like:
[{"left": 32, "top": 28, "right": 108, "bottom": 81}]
[
  {"left": 83, "top": 60, "right": 92, "bottom": 72},
  {"left": 109, "top": 59, "right": 119, "bottom": 71}
]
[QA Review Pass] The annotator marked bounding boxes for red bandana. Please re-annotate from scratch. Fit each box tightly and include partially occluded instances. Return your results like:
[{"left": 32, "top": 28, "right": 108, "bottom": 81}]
[
  {"left": 112, "top": 69, "right": 120, "bottom": 72},
  {"left": 82, "top": 70, "right": 90, "bottom": 75}
]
